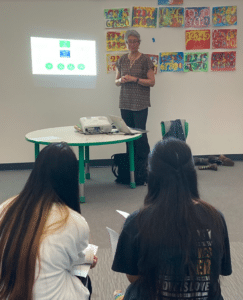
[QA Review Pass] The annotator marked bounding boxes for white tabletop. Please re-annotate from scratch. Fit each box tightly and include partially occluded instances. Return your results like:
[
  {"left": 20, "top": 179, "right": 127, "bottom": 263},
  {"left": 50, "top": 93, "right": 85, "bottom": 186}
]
[{"left": 25, "top": 126, "right": 142, "bottom": 146}]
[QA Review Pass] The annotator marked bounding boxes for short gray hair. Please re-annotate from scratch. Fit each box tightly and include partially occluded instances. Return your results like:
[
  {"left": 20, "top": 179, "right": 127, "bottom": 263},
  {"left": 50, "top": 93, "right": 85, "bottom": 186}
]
[{"left": 125, "top": 30, "right": 141, "bottom": 42}]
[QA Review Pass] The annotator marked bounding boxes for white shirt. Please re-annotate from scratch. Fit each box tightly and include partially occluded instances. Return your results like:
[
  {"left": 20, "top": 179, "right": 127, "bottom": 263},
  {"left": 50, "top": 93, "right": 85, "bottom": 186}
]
[{"left": 0, "top": 199, "right": 90, "bottom": 300}]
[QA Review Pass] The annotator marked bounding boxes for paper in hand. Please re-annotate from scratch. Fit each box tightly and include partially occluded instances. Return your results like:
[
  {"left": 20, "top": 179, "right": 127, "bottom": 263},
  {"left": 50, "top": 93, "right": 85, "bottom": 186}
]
[
  {"left": 106, "top": 211, "right": 130, "bottom": 257},
  {"left": 71, "top": 244, "right": 98, "bottom": 278},
  {"left": 116, "top": 210, "right": 130, "bottom": 219},
  {"left": 106, "top": 227, "right": 119, "bottom": 257}
]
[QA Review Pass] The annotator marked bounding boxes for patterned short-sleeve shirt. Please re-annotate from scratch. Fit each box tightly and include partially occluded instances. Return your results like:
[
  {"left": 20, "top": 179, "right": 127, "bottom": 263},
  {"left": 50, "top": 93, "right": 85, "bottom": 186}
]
[{"left": 116, "top": 53, "right": 154, "bottom": 111}]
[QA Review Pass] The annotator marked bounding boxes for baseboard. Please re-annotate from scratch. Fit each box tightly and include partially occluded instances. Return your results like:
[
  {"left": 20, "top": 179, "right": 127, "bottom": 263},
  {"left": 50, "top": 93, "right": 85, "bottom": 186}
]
[
  {"left": 0, "top": 162, "right": 35, "bottom": 171},
  {"left": 89, "top": 159, "right": 112, "bottom": 167},
  {"left": 193, "top": 154, "right": 243, "bottom": 161},
  {"left": 1, "top": 155, "right": 242, "bottom": 171},
  {"left": 0, "top": 159, "right": 113, "bottom": 171}
]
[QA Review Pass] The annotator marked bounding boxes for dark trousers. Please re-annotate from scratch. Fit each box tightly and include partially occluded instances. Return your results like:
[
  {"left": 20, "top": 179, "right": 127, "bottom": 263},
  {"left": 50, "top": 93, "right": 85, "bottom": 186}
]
[{"left": 121, "top": 108, "right": 150, "bottom": 160}]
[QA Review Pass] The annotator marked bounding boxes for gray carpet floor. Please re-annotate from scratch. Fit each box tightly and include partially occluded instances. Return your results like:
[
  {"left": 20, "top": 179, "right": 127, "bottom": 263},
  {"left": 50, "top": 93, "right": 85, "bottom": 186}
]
[{"left": 0, "top": 162, "right": 242, "bottom": 299}]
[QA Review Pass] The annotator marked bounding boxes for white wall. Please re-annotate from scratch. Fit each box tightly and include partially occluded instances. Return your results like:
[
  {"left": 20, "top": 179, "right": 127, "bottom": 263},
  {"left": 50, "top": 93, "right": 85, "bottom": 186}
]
[{"left": 1, "top": 0, "right": 242, "bottom": 164}]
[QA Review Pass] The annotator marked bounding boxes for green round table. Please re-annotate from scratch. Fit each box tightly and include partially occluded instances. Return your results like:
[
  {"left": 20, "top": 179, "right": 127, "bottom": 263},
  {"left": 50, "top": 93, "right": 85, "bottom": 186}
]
[{"left": 25, "top": 126, "right": 142, "bottom": 203}]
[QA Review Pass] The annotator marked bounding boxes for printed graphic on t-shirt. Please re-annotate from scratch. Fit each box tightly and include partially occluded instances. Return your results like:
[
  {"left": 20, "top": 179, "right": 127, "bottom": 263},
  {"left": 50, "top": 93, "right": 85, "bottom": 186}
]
[{"left": 160, "top": 229, "right": 212, "bottom": 299}]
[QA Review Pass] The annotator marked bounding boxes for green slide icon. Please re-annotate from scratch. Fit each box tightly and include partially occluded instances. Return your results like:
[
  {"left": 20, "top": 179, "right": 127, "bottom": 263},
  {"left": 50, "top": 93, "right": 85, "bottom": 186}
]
[
  {"left": 67, "top": 64, "right": 75, "bottom": 71},
  {"left": 45, "top": 63, "right": 53, "bottom": 70},
  {"left": 78, "top": 64, "right": 85, "bottom": 70},
  {"left": 58, "top": 63, "right": 65, "bottom": 70},
  {"left": 60, "top": 40, "right": 70, "bottom": 48}
]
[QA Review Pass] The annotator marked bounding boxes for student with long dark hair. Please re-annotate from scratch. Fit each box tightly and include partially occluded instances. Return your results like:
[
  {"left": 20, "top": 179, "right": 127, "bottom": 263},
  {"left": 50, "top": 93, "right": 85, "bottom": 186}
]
[
  {"left": 0, "top": 143, "right": 97, "bottom": 300},
  {"left": 112, "top": 138, "right": 232, "bottom": 300}
]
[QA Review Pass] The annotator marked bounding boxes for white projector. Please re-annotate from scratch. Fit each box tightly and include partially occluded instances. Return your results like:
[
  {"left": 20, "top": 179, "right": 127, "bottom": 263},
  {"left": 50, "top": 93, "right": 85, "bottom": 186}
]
[{"left": 79, "top": 116, "right": 112, "bottom": 134}]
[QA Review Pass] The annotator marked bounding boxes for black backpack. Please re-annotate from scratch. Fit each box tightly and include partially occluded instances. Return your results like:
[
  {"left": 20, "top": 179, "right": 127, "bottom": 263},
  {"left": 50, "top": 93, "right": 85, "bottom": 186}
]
[{"left": 111, "top": 153, "right": 148, "bottom": 186}]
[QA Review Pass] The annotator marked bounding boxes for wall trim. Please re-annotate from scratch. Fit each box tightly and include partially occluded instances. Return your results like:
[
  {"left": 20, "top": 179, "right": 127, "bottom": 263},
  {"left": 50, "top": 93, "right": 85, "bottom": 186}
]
[
  {"left": 0, "top": 155, "right": 242, "bottom": 171},
  {"left": 0, "top": 159, "right": 113, "bottom": 171},
  {"left": 193, "top": 154, "right": 243, "bottom": 161}
]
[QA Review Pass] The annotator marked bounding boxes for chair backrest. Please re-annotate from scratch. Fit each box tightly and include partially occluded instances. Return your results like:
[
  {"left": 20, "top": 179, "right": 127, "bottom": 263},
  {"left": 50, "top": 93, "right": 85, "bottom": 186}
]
[{"left": 161, "top": 120, "right": 189, "bottom": 140}]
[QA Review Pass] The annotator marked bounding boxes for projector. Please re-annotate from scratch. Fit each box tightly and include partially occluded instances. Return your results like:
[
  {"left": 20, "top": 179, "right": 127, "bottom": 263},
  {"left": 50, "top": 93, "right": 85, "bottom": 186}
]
[{"left": 79, "top": 116, "right": 112, "bottom": 134}]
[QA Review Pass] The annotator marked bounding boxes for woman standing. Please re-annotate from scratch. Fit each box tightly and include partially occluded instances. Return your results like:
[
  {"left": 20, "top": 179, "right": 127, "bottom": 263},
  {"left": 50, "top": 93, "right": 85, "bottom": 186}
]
[
  {"left": 115, "top": 30, "right": 155, "bottom": 179},
  {"left": 112, "top": 138, "right": 232, "bottom": 300},
  {"left": 0, "top": 143, "right": 97, "bottom": 300}
]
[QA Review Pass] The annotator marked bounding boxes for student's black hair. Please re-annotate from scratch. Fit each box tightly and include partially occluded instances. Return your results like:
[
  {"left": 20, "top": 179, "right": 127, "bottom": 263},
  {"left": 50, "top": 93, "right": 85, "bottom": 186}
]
[
  {"left": 25, "top": 142, "right": 81, "bottom": 213},
  {"left": 0, "top": 142, "right": 80, "bottom": 300},
  {"left": 137, "top": 138, "right": 224, "bottom": 299}
]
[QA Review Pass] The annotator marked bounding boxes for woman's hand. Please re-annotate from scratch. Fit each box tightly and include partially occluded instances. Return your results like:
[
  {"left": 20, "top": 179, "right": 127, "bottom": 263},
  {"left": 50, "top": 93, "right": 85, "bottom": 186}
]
[
  {"left": 120, "top": 76, "right": 127, "bottom": 83},
  {"left": 122, "top": 75, "right": 137, "bottom": 83},
  {"left": 90, "top": 255, "right": 98, "bottom": 269},
  {"left": 115, "top": 68, "right": 137, "bottom": 85}
]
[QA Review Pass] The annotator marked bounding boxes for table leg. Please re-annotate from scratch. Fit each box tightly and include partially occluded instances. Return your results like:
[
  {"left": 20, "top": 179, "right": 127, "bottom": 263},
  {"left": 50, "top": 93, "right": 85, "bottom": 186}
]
[
  {"left": 79, "top": 146, "right": 85, "bottom": 203},
  {"left": 35, "top": 143, "right": 40, "bottom": 160},
  {"left": 128, "top": 141, "right": 136, "bottom": 189},
  {"left": 85, "top": 146, "right": 90, "bottom": 180}
]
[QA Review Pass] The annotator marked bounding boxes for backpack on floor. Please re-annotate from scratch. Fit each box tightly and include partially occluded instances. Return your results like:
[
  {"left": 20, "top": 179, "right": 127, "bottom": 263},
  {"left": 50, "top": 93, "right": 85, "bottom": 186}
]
[{"left": 111, "top": 153, "right": 148, "bottom": 186}]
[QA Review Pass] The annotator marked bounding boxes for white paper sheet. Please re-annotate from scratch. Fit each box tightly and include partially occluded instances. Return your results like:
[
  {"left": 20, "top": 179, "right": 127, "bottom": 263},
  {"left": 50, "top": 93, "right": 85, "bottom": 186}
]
[
  {"left": 106, "top": 211, "right": 130, "bottom": 257},
  {"left": 71, "top": 244, "right": 98, "bottom": 278},
  {"left": 116, "top": 210, "right": 130, "bottom": 219},
  {"left": 106, "top": 227, "right": 119, "bottom": 257}
]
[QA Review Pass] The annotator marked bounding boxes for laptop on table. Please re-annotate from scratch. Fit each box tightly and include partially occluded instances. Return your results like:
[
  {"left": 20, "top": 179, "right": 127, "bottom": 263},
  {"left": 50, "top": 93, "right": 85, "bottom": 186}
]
[{"left": 108, "top": 115, "right": 147, "bottom": 135}]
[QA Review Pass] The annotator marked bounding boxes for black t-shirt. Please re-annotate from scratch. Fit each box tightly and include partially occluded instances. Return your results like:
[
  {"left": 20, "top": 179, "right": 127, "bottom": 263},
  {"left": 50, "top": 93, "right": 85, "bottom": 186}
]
[{"left": 112, "top": 205, "right": 232, "bottom": 300}]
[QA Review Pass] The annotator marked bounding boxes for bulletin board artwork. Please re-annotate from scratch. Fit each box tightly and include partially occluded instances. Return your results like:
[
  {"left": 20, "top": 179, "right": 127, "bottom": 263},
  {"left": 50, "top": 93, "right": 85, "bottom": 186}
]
[
  {"left": 184, "top": 52, "right": 209, "bottom": 72},
  {"left": 160, "top": 52, "right": 184, "bottom": 72},
  {"left": 104, "top": 8, "right": 130, "bottom": 28},
  {"left": 212, "top": 6, "right": 237, "bottom": 27},
  {"left": 106, "top": 54, "right": 125, "bottom": 73},
  {"left": 132, "top": 7, "right": 157, "bottom": 28},
  {"left": 158, "top": 0, "right": 183, "bottom": 5},
  {"left": 106, "top": 31, "right": 127, "bottom": 51},
  {"left": 186, "top": 30, "right": 210, "bottom": 50},
  {"left": 159, "top": 7, "right": 184, "bottom": 27},
  {"left": 211, "top": 51, "right": 236, "bottom": 71},
  {"left": 212, "top": 29, "right": 237, "bottom": 49},
  {"left": 185, "top": 7, "right": 210, "bottom": 28},
  {"left": 147, "top": 54, "right": 159, "bottom": 74}
]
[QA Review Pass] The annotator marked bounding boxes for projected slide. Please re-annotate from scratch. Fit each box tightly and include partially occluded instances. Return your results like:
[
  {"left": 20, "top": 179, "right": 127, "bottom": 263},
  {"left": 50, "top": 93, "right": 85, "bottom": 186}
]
[{"left": 31, "top": 37, "right": 96, "bottom": 76}]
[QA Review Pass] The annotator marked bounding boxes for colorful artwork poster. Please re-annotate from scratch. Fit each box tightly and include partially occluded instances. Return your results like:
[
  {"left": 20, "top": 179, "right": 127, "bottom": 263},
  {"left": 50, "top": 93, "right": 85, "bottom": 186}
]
[
  {"left": 212, "top": 6, "right": 237, "bottom": 27},
  {"left": 106, "top": 54, "right": 123, "bottom": 73},
  {"left": 186, "top": 30, "right": 210, "bottom": 50},
  {"left": 147, "top": 54, "right": 159, "bottom": 74},
  {"left": 106, "top": 31, "right": 127, "bottom": 51},
  {"left": 158, "top": 0, "right": 183, "bottom": 5},
  {"left": 159, "top": 7, "right": 184, "bottom": 27},
  {"left": 185, "top": 7, "right": 210, "bottom": 28},
  {"left": 159, "top": 52, "right": 184, "bottom": 72},
  {"left": 212, "top": 29, "right": 237, "bottom": 49},
  {"left": 104, "top": 8, "right": 130, "bottom": 28},
  {"left": 184, "top": 52, "right": 208, "bottom": 72},
  {"left": 211, "top": 51, "right": 236, "bottom": 71},
  {"left": 132, "top": 7, "right": 157, "bottom": 28}
]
